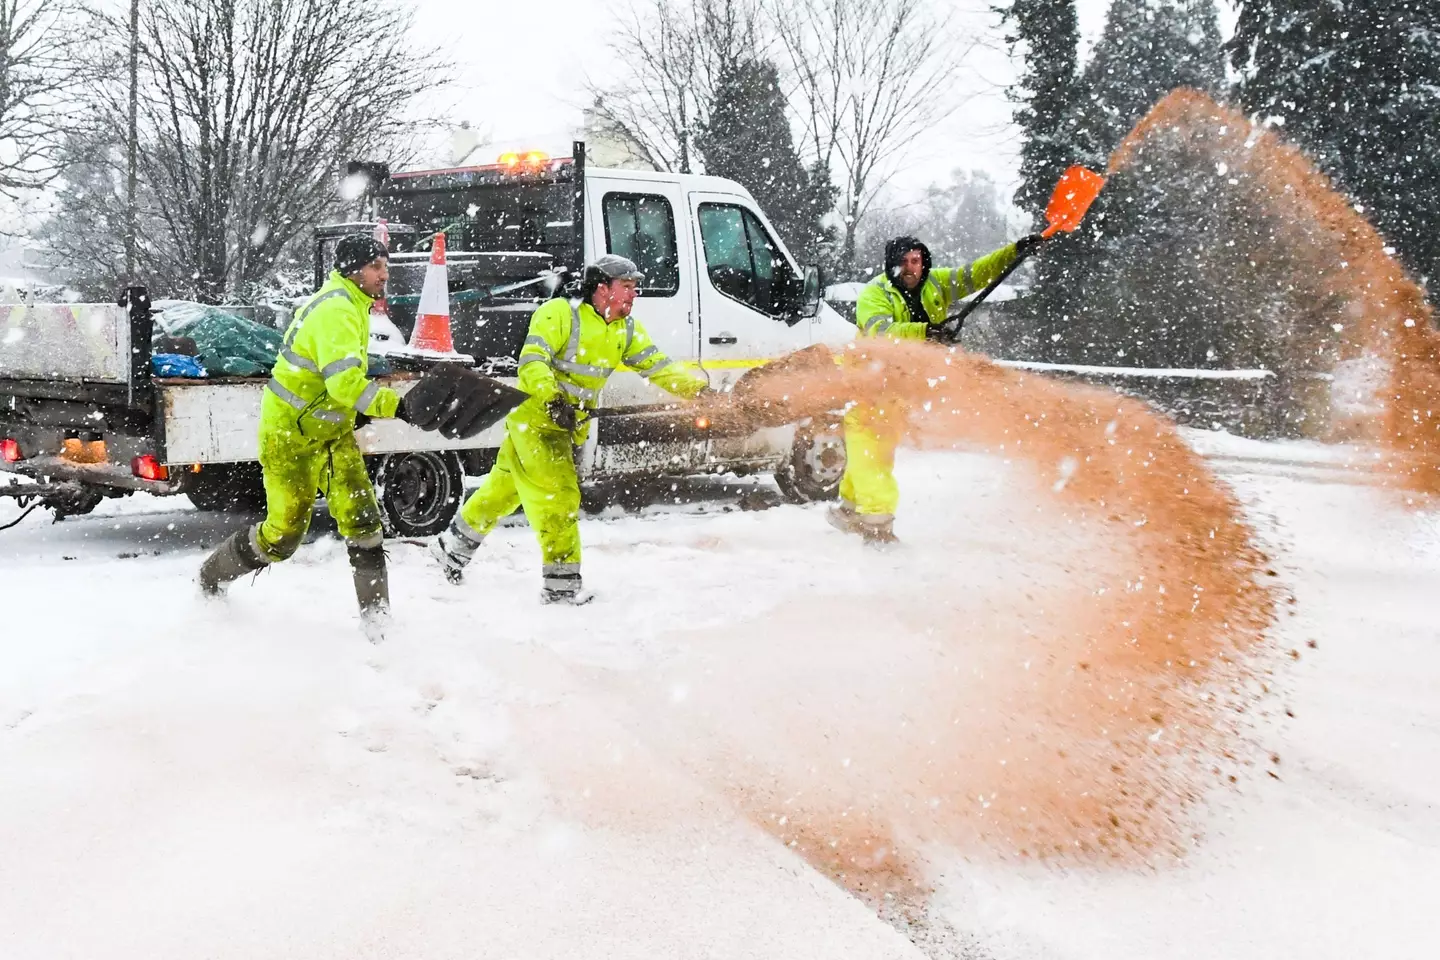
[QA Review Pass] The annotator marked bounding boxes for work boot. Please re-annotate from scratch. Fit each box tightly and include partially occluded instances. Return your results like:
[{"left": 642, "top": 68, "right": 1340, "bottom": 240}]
[
  {"left": 348, "top": 541, "right": 390, "bottom": 643},
  {"left": 199, "top": 527, "right": 269, "bottom": 597},
  {"left": 431, "top": 519, "right": 484, "bottom": 585},
  {"left": 540, "top": 562, "right": 593, "bottom": 606},
  {"left": 859, "top": 517, "right": 900, "bottom": 548},
  {"left": 825, "top": 501, "right": 864, "bottom": 536}
]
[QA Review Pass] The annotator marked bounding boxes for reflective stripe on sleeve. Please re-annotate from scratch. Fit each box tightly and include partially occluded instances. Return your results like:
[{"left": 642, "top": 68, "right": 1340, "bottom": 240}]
[
  {"left": 623, "top": 345, "right": 659, "bottom": 366},
  {"left": 553, "top": 357, "right": 612, "bottom": 378},
  {"left": 353, "top": 380, "right": 380, "bottom": 414},
  {"left": 633, "top": 357, "right": 675, "bottom": 378},
  {"left": 266, "top": 377, "right": 344, "bottom": 423},
  {"left": 321, "top": 356, "right": 363, "bottom": 378},
  {"left": 558, "top": 380, "right": 599, "bottom": 403},
  {"left": 280, "top": 348, "right": 318, "bottom": 373}
]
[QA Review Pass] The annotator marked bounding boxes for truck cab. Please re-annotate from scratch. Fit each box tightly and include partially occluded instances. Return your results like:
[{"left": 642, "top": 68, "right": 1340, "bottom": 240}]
[{"left": 319, "top": 142, "right": 855, "bottom": 502}]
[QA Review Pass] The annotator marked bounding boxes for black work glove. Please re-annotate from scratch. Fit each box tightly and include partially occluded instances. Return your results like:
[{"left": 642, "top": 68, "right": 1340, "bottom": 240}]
[
  {"left": 546, "top": 396, "right": 578, "bottom": 432},
  {"left": 1015, "top": 233, "right": 1045, "bottom": 256},
  {"left": 925, "top": 318, "right": 963, "bottom": 343},
  {"left": 399, "top": 363, "right": 526, "bottom": 440}
]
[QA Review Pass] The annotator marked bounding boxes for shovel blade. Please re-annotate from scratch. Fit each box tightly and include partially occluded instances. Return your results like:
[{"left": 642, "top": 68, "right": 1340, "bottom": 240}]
[
  {"left": 1042, "top": 165, "right": 1106, "bottom": 237},
  {"left": 444, "top": 376, "right": 529, "bottom": 439}
]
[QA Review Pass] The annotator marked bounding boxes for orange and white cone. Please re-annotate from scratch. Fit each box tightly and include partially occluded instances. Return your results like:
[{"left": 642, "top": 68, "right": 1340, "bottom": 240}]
[{"left": 410, "top": 231, "right": 457, "bottom": 354}]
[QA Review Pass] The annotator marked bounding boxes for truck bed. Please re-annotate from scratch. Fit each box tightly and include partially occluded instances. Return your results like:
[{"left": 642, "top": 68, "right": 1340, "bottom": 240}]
[{"left": 157, "top": 376, "right": 511, "bottom": 464}]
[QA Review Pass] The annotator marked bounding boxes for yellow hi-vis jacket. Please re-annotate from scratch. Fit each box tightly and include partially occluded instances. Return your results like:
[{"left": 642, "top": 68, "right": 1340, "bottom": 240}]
[
  {"left": 853, "top": 244, "right": 1020, "bottom": 340},
  {"left": 265, "top": 271, "right": 399, "bottom": 435},
  {"left": 514, "top": 298, "right": 706, "bottom": 436}
]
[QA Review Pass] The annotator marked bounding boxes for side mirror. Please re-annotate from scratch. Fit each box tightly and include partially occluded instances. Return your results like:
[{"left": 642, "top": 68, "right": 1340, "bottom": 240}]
[{"left": 799, "top": 264, "right": 822, "bottom": 319}]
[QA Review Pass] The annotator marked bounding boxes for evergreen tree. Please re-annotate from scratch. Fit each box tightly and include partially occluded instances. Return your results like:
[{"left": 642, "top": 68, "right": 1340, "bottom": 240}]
[
  {"left": 1007, "top": 0, "right": 1228, "bottom": 362},
  {"left": 1083, "top": 0, "right": 1226, "bottom": 156},
  {"left": 696, "top": 58, "right": 835, "bottom": 265},
  {"left": 1231, "top": 0, "right": 1440, "bottom": 285},
  {"left": 1000, "top": 0, "right": 1091, "bottom": 221}
]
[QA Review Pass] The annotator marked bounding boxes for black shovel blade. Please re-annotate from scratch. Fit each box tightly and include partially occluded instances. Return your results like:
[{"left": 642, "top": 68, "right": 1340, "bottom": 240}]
[{"left": 439, "top": 376, "right": 530, "bottom": 440}]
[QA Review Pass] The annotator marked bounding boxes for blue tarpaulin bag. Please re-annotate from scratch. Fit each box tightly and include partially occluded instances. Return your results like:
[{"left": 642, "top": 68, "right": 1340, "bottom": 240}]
[{"left": 151, "top": 353, "right": 208, "bottom": 378}]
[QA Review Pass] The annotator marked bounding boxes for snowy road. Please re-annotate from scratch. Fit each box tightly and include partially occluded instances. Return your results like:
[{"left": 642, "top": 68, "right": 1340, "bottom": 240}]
[{"left": 0, "top": 431, "right": 1435, "bottom": 959}]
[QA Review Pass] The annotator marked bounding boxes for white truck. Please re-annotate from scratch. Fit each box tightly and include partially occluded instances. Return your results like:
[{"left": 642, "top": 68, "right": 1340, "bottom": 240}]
[{"left": 0, "top": 142, "right": 854, "bottom": 536}]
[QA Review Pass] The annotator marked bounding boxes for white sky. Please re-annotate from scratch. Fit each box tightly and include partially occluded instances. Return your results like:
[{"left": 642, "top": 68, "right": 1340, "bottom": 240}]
[{"left": 411, "top": 0, "right": 1239, "bottom": 203}]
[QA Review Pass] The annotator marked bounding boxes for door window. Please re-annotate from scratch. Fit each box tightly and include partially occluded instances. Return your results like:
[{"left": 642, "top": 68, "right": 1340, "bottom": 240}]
[
  {"left": 602, "top": 193, "right": 680, "bottom": 297},
  {"left": 696, "top": 203, "right": 793, "bottom": 317}
]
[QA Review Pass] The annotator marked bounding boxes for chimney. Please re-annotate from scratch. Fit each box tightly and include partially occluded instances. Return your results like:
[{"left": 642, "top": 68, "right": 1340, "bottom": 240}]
[{"left": 450, "top": 122, "right": 481, "bottom": 166}]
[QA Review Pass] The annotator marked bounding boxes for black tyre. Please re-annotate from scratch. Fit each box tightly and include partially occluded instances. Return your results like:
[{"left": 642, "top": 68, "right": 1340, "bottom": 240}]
[
  {"left": 774, "top": 419, "right": 845, "bottom": 503},
  {"left": 373, "top": 450, "right": 463, "bottom": 538},
  {"left": 185, "top": 463, "right": 265, "bottom": 513}
]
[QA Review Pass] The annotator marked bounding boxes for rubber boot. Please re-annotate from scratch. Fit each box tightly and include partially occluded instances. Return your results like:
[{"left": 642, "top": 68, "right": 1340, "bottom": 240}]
[
  {"left": 825, "top": 501, "right": 864, "bottom": 536},
  {"left": 430, "top": 520, "right": 484, "bottom": 585},
  {"left": 348, "top": 542, "right": 390, "bottom": 643},
  {"left": 540, "top": 562, "right": 593, "bottom": 606},
  {"left": 199, "top": 527, "right": 269, "bottom": 596},
  {"left": 859, "top": 516, "right": 900, "bottom": 548}
]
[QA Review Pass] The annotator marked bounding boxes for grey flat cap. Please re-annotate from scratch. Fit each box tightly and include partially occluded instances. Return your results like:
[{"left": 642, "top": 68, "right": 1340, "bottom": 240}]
[{"left": 587, "top": 253, "right": 646, "bottom": 283}]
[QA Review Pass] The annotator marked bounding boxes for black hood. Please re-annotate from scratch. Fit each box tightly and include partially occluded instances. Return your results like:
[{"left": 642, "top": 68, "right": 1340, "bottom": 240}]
[{"left": 885, "top": 235, "right": 932, "bottom": 286}]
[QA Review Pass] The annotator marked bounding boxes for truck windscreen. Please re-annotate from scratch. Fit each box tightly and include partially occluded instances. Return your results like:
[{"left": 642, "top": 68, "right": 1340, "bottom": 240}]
[{"left": 376, "top": 173, "right": 579, "bottom": 270}]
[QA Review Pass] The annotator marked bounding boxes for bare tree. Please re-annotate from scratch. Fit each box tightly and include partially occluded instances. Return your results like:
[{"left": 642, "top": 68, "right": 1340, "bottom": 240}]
[
  {"left": 0, "top": 0, "right": 84, "bottom": 201},
  {"left": 43, "top": 0, "right": 445, "bottom": 302},
  {"left": 585, "top": 0, "right": 767, "bottom": 173},
  {"left": 772, "top": 0, "right": 972, "bottom": 273},
  {"left": 857, "top": 169, "right": 1019, "bottom": 274}
]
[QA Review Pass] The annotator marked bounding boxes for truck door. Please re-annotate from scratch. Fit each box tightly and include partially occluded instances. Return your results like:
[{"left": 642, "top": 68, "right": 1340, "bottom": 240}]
[
  {"left": 586, "top": 177, "right": 696, "bottom": 407},
  {"left": 687, "top": 192, "right": 812, "bottom": 389}
]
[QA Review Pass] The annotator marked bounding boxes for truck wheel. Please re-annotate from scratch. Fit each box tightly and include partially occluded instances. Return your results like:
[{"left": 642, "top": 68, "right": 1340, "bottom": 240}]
[
  {"left": 774, "top": 419, "right": 845, "bottom": 503},
  {"left": 185, "top": 463, "right": 265, "bottom": 513},
  {"left": 374, "top": 451, "right": 463, "bottom": 538}
]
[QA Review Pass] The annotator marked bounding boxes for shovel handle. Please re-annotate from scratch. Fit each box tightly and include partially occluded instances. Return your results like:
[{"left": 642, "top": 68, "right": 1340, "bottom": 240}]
[{"left": 943, "top": 244, "right": 1041, "bottom": 343}]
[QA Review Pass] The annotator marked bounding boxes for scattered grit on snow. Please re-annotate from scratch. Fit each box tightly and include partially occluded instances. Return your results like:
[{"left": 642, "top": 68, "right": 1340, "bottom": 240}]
[{"left": 0, "top": 433, "right": 1436, "bottom": 959}]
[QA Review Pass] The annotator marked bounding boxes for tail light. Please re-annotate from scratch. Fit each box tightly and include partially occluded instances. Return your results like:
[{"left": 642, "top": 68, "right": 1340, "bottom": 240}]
[
  {"left": 1, "top": 438, "right": 20, "bottom": 462},
  {"left": 131, "top": 455, "right": 169, "bottom": 481}
]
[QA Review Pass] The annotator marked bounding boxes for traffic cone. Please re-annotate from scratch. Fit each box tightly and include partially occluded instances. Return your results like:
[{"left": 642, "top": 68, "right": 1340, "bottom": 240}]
[{"left": 410, "top": 231, "right": 456, "bottom": 354}]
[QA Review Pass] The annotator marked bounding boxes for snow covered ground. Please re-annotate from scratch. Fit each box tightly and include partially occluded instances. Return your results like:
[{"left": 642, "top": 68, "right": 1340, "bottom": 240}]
[{"left": 0, "top": 431, "right": 1435, "bottom": 959}]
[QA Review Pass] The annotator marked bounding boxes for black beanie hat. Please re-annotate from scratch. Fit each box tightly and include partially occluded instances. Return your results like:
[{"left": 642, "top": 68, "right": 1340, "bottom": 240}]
[
  {"left": 334, "top": 235, "right": 388, "bottom": 276},
  {"left": 884, "top": 235, "right": 931, "bottom": 282}
]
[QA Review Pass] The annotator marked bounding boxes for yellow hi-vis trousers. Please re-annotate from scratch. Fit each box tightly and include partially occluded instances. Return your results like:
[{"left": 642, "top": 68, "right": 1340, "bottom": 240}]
[
  {"left": 252, "top": 399, "right": 384, "bottom": 561},
  {"left": 837, "top": 403, "right": 901, "bottom": 519},
  {"left": 457, "top": 421, "right": 581, "bottom": 567}
]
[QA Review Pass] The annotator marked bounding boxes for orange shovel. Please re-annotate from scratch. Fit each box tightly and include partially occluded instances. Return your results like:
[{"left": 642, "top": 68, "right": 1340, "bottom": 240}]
[
  {"left": 945, "top": 165, "right": 1106, "bottom": 339},
  {"left": 1041, "top": 165, "right": 1107, "bottom": 237}
]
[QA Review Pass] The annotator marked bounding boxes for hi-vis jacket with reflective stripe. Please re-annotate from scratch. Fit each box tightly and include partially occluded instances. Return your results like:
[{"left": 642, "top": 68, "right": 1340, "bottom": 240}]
[
  {"left": 853, "top": 244, "right": 1020, "bottom": 340},
  {"left": 515, "top": 298, "right": 706, "bottom": 433},
  {"left": 266, "top": 272, "right": 399, "bottom": 433}
]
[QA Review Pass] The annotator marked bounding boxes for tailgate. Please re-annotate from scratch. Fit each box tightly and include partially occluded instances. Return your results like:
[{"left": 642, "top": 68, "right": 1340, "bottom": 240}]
[
  {"left": 159, "top": 378, "right": 513, "bottom": 464},
  {"left": 0, "top": 293, "right": 159, "bottom": 473},
  {"left": 0, "top": 301, "right": 135, "bottom": 384}
]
